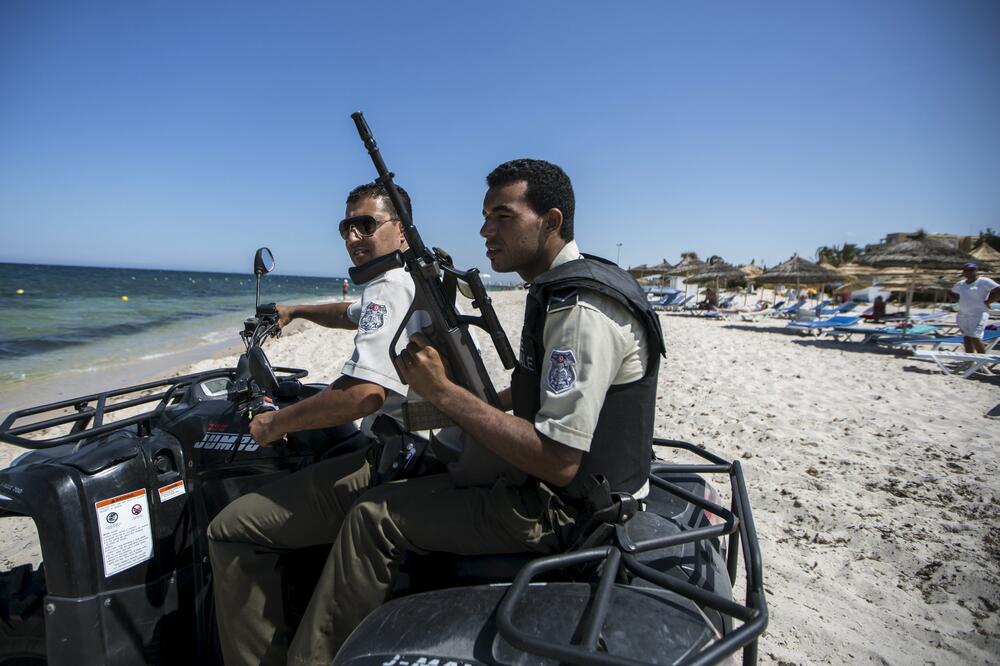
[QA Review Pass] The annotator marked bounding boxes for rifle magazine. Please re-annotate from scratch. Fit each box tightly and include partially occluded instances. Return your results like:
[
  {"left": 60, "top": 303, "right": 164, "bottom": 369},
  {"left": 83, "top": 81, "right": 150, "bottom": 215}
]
[{"left": 402, "top": 400, "right": 455, "bottom": 431}]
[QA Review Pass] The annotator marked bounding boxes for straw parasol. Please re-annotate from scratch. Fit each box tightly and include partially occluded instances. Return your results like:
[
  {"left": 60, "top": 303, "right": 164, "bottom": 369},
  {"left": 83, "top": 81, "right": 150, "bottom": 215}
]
[
  {"left": 627, "top": 263, "right": 650, "bottom": 279},
  {"left": 739, "top": 262, "right": 764, "bottom": 280},
  {"left": 664, "top": 252, "right": 708, "bottom": 298},
  {"left": 738, "top": 262, "right": 764, "bottom": 304},
  {"left": 856, "top": 232, "right": 976, "bottom": 320},
  {"left": 666, "top": 252, "right": 708, "bottom": 278},
  {"left": 647, "top": 259, "right": 676, "bottom": 284},
  {"left": 971, "top": 243, "right": 1000, "bottom": 273},
  {"left": 755, "top": 255, "right": 842, "bottom": 300},
  {"left": 685, "top": 260, "right": 746, "bottom": 285}
]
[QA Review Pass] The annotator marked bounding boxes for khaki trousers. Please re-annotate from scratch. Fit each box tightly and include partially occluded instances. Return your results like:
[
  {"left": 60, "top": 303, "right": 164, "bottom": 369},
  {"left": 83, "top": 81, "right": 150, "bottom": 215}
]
[{"left": 208, "top": 448, "right": 574, "bottom": 665}]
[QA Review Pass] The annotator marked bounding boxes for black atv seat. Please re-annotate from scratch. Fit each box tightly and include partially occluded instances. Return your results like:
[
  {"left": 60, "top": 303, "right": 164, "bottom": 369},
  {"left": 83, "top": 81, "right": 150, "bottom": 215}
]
[{"left": 412, "top": 552, "right": 542, "bottom": 587}]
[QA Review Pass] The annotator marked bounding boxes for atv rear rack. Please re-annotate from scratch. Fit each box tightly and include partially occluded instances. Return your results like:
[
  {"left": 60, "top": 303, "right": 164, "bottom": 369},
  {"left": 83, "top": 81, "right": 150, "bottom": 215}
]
[
  {"left": 496, "top": 438, "right": 767, "bottom": 666},
  {"left": 0, "top": 367, "right": 308, "bottom": 449}
]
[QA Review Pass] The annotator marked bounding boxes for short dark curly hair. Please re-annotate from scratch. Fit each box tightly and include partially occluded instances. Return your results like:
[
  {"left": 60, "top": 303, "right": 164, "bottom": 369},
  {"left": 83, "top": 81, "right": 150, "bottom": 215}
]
[
  {"left": 346, "top": 181, "right": 412, "bottom": 219},
  {"left": 486, "top": 159, "right": 574, "bottom": 241}
]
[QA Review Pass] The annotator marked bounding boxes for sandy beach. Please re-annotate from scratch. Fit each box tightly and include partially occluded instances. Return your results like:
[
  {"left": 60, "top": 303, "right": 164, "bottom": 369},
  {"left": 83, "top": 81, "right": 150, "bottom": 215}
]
[{"left": 2, "top": 289, "right": 998, "bottom": 664}]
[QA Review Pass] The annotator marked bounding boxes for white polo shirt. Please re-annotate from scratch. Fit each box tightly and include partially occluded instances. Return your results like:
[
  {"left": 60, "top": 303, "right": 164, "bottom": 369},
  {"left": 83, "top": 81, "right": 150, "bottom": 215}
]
[
  {"left": 343, "top": 266, "right": 430, "bottom": 428},
  {"left": 952, "top": 277, "right": 999, "bottom": 316}
]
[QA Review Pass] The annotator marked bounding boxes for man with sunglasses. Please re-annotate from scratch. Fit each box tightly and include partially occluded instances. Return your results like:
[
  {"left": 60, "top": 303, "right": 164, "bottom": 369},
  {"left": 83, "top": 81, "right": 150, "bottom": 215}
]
[
  {"left": 208, "top": 181, "right": 433, "bottom": 666},
  {"left": 247, "top": 182, "right": 424, "bottom": 443}
]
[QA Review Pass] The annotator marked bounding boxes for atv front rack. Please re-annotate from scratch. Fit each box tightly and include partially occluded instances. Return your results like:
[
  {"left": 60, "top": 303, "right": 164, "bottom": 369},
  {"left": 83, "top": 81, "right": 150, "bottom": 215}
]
[
  {"left": 496, "top": 438, "right": 768, "bottom": 666},
  {"left": 0, "top": 367, "right": 308, "bottom": 449}
]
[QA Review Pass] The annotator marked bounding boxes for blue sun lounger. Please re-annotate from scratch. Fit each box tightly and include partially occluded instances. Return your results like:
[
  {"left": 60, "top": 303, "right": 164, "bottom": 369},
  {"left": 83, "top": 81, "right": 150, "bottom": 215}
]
[
  {"left": 787, "top": 315, "right": 861, "bottom": 333},
  {"left": 880, "top": 329, "right": 1000, "bottom": 351},
  {"left": 818, "top": 302, "right": 858, "bottom": 316},
  {"left": 650, "top": 292, "right": 685, "bottom": 309},
  {"left": 826, "top": 323, "right": 942, "bottom": 344}
]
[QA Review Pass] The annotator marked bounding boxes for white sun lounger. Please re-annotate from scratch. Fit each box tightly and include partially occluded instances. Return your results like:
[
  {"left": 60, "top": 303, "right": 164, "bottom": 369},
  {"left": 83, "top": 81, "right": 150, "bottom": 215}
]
[{"left": 911, "top": 350, "right": 1000, "bottom": 378}]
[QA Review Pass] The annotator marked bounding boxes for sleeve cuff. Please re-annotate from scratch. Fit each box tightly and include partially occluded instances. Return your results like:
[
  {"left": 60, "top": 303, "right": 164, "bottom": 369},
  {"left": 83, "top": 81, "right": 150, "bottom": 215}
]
[
  {"left": 341, "top": 361, "right": 407, "bottom": 396},
  {"left": 534, "top": 418, "right": 592, "bottom": 453}
]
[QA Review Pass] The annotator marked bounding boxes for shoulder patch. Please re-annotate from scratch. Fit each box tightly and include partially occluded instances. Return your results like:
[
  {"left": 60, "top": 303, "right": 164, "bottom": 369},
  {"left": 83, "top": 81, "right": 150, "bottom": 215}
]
[
  {"left": 547, "top": 288, "right": 580, "bottom": 313},
  {"left": 547, "top": 349, "right": 577, "bottom": 394},
  {"left": 358, "top": 302, "right": 388, "bottom": 333}
]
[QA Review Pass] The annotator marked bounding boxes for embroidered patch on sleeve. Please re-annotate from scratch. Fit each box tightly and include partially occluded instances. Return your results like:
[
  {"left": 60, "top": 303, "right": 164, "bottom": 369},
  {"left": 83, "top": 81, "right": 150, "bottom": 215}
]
[
  {"left": 547, "top": 349, "right": 577, "bottom": 394},
  {"left": 358, "top": 302, "right": 388, "bottom": 333}
]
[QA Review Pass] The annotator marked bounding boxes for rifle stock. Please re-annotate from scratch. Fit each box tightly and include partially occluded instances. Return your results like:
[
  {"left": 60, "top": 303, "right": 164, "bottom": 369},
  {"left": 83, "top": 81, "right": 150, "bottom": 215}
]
[{"left": 349, "top": 111, "right": 523, "bottom": 487}]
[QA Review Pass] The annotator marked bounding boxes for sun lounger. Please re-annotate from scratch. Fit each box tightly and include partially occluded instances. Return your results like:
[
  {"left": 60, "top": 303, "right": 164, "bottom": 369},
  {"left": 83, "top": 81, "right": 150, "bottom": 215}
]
[
  {"left": 819, "top": 302, "right": 858, "bottom": 316},
  {"left": 788, "top": 315, "right": 861, "bottom": 334},
  {"left": 912, "top": 350, "right": 1000, "bottom": 378},
  {"left": 758, "top": 300, "right": 787, "bottom": 318},
  {"left": 665, "top": 294, "right": 695, "bottom": 311},
  {"left": 910, "top": 312, "right": 949, "bottom": 322},
  {"left": 777, "top": 301, "right": 803, "bottom": 318},
  {"left": 825, "top": 323, "right": 944, "bottom": 344},
  {"left": 881, "top": 329, "right": 1000, "bottom": 351},
  {"left": 651, "top": 292, "right": 684, "bottom": 310},
  {"left": 740, "top": 300, "right": 785, "bottom": 321}
]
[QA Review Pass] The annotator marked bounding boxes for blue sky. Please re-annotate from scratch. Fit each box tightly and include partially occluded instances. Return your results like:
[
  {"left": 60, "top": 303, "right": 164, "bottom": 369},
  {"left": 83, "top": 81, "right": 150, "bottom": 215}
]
[{"left": 1, "top": 1, "right": 998, "bottom": 278}]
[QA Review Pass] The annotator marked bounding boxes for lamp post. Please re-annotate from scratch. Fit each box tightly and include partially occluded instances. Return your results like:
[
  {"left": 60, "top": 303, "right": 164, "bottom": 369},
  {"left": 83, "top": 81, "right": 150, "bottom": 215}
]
[{"left": 616, "top": 242, "right": 622, "bottom": 265}]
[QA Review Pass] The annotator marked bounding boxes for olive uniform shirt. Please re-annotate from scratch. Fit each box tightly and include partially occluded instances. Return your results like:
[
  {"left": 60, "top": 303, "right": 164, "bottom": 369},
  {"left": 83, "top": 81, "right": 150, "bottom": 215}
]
[{"left": 533, "top": 241, "right": 651, "bottom": 497}]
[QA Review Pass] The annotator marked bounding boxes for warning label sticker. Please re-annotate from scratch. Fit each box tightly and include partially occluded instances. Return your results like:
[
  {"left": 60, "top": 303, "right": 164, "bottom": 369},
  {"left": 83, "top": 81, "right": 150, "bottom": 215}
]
[
  {"left": 157, "top": 480, "right": 186, "bottom": 503},
  {"left": 95, "top": 488, "right": 153, "bottom": 578}
]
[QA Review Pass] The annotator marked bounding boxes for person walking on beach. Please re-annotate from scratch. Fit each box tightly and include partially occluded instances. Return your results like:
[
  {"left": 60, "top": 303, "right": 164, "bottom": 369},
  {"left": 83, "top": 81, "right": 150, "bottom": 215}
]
[
  {"left": 342, "top": 278, "right": 349, "bottom": 300},
  {"left": 269, "top": 158, "right": 665, "bottom": 663},
  {"left": 208, "top": 181, "right": 426, "bottom": 666},
  {"left": 951, "top": 262, "right": 999, "bottom": 354}
]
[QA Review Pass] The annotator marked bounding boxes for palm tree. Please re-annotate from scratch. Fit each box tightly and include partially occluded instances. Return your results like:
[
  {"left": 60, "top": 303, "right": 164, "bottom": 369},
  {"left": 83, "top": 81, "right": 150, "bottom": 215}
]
[
  {"left": 979, "top": 228, "right": 1000, "bottom": 252},
  {"left": 815, "top": 245, "right": 837, "bottom": 265},
  {"left": 815, "top": 244, "right": 859, "bottom": 267}
]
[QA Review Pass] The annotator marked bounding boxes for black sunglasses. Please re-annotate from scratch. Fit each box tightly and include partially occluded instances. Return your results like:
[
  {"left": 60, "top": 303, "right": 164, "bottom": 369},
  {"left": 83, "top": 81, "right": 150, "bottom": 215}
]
[{"left": 338, "top": 215, "right": 398, "bottom": 240}]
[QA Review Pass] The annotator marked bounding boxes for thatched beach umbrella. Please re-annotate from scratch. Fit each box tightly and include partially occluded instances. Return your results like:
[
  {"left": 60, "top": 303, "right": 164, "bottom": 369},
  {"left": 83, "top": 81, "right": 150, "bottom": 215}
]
[
  {"left": 740, "top": 262, "right": 764, "bottom": 280},
  {"left": 756, "top": 255, "right": 842, "bottom": 300},
  {"left": 685, "top": 260, "right": 744, "bottom": 308},
  {"left": 835, "top": 262, "right": 877, "bottom": 282},
  {"left": 857, "top": 233, "right": 976, "bottom": 320},
  {"left": 644, "top": 259, "right": 676, "bottom": 285},
  {"left": 685, "top": 261, "right": 746, "bottom": 301},
  {"left": 665, "top": 252, "right": 708, "bottom": 298},
  {"left": 627, "top": 263, "right": 654, "bottom": 280},
  {"left": 666, "top": 253, "right": 707, "bottom": 277},
  {"left": 970, "top": 242, "right": 1000, "bottom": 273},
  {"left": 738, "top": 262, "right": 764, "bottom": 303}
]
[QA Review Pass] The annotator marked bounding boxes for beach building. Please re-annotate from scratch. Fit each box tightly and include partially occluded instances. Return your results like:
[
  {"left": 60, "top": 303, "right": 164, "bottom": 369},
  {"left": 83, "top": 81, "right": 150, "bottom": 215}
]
[{"left": 880, "top": 231, "right": 978, "bottom": 252}]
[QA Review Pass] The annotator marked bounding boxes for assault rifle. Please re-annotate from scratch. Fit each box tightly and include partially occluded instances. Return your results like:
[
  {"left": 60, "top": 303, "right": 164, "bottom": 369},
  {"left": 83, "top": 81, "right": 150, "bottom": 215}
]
[{"left": 348, "top": 111, "right": 524, "bottom": 487}]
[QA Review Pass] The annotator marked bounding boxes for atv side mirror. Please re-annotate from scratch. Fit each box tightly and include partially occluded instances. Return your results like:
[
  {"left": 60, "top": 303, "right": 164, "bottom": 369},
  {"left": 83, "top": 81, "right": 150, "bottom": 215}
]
[
  {"left": 254, "top": 248, "right": 275, "bottom": 276},
  {"left": 248, "top": 346, "right": 279, "bottom": 393},
  {"left": 253, "top": 248, "right": 275, "bottom": 310}
]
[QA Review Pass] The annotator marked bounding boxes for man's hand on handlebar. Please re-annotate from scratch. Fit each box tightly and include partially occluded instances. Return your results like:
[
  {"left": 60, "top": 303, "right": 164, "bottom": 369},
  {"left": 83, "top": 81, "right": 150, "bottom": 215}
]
[
  {"left": 275, "top": 304, "right": 293, "bottom": 329},
  {"left": 249, "top": 410, "right": 286, "bottom": 447}
]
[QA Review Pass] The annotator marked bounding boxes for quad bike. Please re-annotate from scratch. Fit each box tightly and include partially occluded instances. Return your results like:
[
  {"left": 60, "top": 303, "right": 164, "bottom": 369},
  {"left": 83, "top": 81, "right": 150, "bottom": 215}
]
[
  {"left": 0, "top": 248, "right": 370, "bottom": 664},
  {"left": 0, "top": 248, "right": 768, "bottom": 665}
]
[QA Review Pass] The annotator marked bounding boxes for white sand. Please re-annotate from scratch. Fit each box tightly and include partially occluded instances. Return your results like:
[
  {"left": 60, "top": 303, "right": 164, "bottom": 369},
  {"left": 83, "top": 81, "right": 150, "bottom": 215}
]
[{"left": 2, "top": 289, "right": 998, "bottom": 663}]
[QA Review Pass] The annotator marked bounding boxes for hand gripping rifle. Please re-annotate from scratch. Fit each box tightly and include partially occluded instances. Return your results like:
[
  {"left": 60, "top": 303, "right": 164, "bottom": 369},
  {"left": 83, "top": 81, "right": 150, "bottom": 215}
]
[{"left": 348, "top": 111, "right": 525, "bottom": 487}]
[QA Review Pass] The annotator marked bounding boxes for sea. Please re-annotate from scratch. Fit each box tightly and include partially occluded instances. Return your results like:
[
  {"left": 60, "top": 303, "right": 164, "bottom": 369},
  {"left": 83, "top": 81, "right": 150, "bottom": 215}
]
[{"left": 0, "top": 262, "right": 355, "bottom": 412}]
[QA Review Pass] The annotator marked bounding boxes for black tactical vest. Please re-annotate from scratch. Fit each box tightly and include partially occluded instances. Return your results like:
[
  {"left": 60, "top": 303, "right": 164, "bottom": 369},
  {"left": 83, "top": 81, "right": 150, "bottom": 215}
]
[{"left": 511, "top": 253, "right": 666, "bottom": 498}]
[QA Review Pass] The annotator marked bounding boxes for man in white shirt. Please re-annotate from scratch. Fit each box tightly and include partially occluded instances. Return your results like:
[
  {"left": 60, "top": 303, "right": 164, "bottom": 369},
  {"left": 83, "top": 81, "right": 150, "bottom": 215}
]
[
  {"left": 208, "top": 181, "right": 427, "bottom": 666},
  {"left": 951, "top": 262, "right": 1000, "bottom": 353}
]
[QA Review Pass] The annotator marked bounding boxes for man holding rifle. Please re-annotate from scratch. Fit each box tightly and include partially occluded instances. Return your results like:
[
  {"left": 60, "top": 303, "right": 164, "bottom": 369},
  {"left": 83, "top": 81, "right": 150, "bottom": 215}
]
[{"left": 280, "top": 159, "right": 664, "bottom": 664}]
